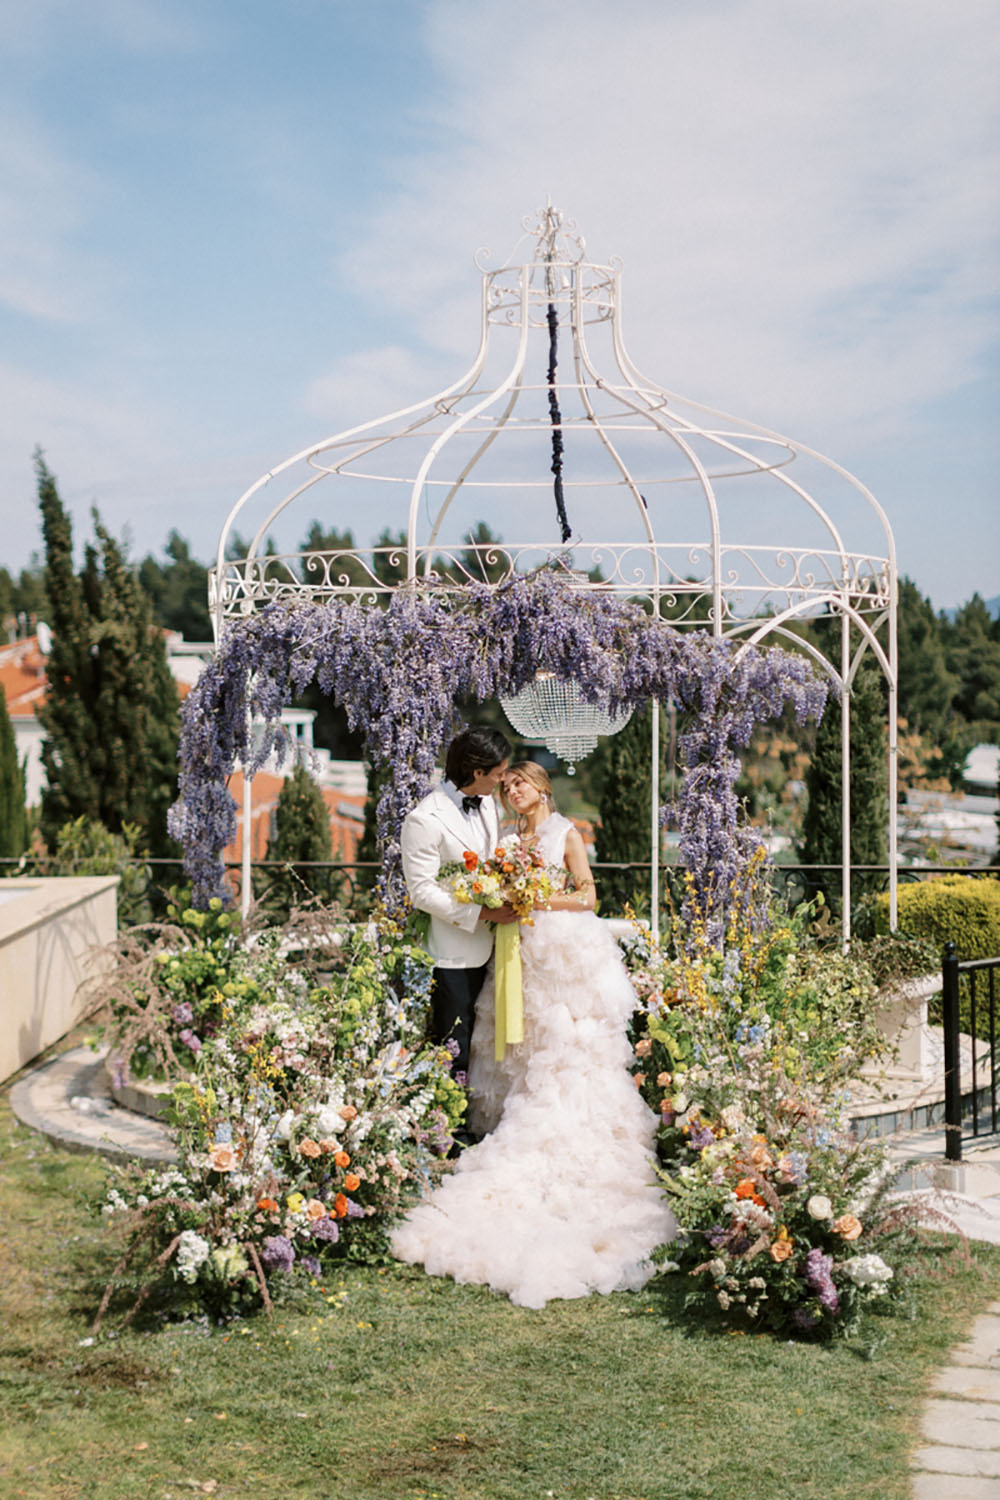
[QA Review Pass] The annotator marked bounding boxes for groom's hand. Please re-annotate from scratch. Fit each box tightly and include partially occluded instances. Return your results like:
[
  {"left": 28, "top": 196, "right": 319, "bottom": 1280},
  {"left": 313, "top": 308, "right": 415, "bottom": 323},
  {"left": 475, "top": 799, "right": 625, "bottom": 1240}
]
[{"left": 479, "top": 904, "right": 517, "bottom": 925}]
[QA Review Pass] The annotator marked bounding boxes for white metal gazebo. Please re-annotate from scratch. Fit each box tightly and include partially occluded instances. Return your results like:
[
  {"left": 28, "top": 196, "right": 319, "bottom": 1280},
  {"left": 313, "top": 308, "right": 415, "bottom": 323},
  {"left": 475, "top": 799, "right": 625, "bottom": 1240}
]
[{"left": 210, "top": 205, "right": 899, "bottom": 938}]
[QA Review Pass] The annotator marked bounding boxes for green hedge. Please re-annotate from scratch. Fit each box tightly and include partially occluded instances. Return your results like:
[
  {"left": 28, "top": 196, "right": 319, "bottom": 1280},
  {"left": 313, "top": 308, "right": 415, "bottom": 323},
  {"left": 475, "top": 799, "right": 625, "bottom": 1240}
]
[
  {"left": 875, "top": 875, "right": 1000, "bottom": 1040},
  {"left": 874, "top": 874, "right": 1000, "bottom": 962}
]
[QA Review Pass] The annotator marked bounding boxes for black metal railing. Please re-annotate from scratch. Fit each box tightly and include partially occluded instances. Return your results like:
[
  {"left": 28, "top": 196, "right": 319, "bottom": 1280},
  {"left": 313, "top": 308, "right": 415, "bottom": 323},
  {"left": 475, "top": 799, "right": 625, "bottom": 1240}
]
[{"left": 942, "top": 940, "right": 1000, "bottom": 1162}]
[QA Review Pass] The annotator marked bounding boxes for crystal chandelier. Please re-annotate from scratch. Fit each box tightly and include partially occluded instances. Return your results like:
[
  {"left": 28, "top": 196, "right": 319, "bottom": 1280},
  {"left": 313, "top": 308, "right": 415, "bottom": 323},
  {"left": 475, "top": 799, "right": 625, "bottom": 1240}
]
[{"left": 499, "top": 671, "right": 632, "bottom": 774}]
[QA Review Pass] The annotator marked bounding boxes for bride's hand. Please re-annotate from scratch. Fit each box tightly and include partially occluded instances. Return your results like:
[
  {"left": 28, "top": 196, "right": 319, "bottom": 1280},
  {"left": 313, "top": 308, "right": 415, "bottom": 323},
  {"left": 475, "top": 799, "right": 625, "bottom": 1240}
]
[{"left": 479, "top": 903, "right": 518, "bottom": 925}]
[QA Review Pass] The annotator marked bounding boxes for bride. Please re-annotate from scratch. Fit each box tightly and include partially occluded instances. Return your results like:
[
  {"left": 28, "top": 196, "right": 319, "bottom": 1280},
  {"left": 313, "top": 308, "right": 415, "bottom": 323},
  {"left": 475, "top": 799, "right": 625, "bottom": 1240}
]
[{"left": 390, "top": 761, "right": 676, "bottom": 1308}]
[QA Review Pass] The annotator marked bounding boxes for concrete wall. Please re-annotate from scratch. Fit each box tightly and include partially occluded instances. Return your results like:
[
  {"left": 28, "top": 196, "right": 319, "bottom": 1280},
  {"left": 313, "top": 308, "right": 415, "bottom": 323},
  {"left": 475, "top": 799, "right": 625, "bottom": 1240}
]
[{"left": 0, "top": 877, "right": 118, "bottom": 1084}]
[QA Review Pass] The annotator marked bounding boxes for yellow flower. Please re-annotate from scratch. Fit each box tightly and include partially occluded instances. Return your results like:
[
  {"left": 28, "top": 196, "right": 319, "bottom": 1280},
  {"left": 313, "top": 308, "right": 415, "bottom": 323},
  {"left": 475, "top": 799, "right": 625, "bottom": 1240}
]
[{"left": 286, "top": 1192, "right": 305, "bottom": 1213}]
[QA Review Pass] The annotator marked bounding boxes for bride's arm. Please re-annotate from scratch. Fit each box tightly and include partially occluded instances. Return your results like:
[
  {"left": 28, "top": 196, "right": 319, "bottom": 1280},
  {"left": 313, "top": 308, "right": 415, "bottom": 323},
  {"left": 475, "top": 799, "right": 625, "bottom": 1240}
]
[{"left": 541, "top": 827, "right": 597, "bottom": 912}]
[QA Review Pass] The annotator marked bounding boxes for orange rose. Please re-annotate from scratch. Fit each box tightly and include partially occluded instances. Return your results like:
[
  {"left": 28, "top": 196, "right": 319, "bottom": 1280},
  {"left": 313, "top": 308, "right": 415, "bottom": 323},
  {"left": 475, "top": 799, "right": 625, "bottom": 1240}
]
[
  {"left": 833, "top": 1213, "right": 863, "bottom": 1241},
  {"left": 333, "top": 1193, "right": 349, "bottom": 1218},
  {"left": 298, "top": 1138, "right": 322, "bottom": 1159},
  {"left": 256, "top": 1196, "right": 278, "bottom": 1213},
  {"left": 344, "top": 1173, "right": 361, "bottom": 1192},
  {"left": 208, "top": 1143, "right": 237, "bottom": 1172},
  {"left": 339, "top": 1106, "right": 357, "bottom": 1122},
  {"left": 305, "top": 1198, "right": 328, "bottom": 1221},
  {"left": 472, "top": 881, "right": 483, "bottom": 894},
  {"left": 463, "top": 851, "right": 479, "bottom": 871},
  {"left": 333, "top": 1150, "right": 351, "bottom": 1168}
]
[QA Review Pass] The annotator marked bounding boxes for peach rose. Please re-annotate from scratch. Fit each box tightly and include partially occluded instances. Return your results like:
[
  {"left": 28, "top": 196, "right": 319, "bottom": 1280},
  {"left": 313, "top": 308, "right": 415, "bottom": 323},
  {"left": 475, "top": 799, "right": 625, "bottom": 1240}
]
[
  {"left": 298, "top": 1138, "right": 322, "bottom": 1159},
  {"left": 333, "top": 1150, "right": 351, "bottom": 1168},
  {"left": 634, "top": 1037, "right": 652, "bottom": 1058},
  {"left": 769, "top": 1236, "right": 794, "bottom": 1263},
  {"left": 339, "top": 1105, "right": 357, "bottom": 1122},
  {"left": 208, "top": 1143, "right": 237, "bottom": 1172},
  {"left": 656, "top": 1071, "right": 672, "bottom": 1088},
  {"left": 833, "top": 1213, "right": 863, "bottom": 1241},
  {"left": 318, "top": 1139, "right": 337, "bottom": 1155},
  {"left": 750, "top": 1144, "right": 773, "bottom": 1169},
  {"left": 344, "top": 1173, "right": 361, "bottom": 1192},
  {"left": 633, "top": 1073, "right": 646, "bottom": 1089},
  {"left": 305, "top": 1198, "right": 328, "bottom": 1221}
]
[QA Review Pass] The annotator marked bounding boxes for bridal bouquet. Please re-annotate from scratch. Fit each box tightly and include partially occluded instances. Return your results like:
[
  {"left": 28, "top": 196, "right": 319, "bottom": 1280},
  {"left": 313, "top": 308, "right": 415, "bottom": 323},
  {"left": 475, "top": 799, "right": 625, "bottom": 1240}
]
[
  {"left": 439, "top": 840, "right": 561, "bottom": 923},
  {"left": 439, "top": 840, "right": 563, "bottom": 1058}
]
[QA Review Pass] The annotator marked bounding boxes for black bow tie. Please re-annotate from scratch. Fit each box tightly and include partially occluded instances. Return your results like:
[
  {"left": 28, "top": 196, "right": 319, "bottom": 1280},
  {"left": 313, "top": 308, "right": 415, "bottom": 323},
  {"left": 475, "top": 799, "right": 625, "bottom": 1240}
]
[{"left": 461, "top": 795, "right": 483, "bottom": 815}]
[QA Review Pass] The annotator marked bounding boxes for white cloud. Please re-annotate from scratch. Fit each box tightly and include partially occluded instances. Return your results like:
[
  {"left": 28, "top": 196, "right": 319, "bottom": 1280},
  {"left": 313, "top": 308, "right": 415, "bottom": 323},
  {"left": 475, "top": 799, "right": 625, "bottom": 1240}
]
[{"left": 329, "top": 0, "right": 1000, "bottom": 448}]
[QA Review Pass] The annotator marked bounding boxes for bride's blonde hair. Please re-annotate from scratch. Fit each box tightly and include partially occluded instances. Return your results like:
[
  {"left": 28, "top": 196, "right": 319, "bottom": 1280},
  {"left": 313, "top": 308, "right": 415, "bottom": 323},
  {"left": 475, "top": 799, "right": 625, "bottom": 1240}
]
[{"left": 500, "top": 760, "right": 555, "bottom": 835}]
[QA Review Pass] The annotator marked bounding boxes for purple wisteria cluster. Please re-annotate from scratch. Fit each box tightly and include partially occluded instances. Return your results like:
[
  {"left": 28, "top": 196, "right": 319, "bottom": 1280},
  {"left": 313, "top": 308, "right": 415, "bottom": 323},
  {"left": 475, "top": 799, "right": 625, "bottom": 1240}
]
[{"left": 168, "top": 568, "right": 827, "bottom": 936}]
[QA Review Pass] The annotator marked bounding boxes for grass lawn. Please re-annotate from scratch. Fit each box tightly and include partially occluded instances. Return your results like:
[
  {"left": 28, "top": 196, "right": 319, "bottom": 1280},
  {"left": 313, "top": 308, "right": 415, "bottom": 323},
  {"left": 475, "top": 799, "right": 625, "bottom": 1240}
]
[{"left": 1, "top": 1076, "right": 998, "bottom": 1500}]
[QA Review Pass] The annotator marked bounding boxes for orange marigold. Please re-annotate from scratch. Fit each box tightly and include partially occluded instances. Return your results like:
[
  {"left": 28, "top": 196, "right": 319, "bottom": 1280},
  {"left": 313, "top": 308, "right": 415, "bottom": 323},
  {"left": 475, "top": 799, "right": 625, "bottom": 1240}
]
[
  {"left": 333, "top": 1150, "right": 351, "bottom": 1168},
  {"left": 256, "top": 1197, "right": 279, "bottom": 1213},
  {"left": 344, "top": 1173, "right": 361, "bottom": 1192},
  {"left": 333, "top": 1193, "right": 349, "bottom": 1218},
  {"left": 463, "top": 851, "right": 479, "bottom": 871}
]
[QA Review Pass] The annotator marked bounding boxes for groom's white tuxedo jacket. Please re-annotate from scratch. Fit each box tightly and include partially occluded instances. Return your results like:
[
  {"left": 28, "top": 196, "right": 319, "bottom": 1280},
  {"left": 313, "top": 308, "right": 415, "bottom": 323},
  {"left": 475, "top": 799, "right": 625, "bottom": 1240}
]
[{"left": 400, "top": 782, "right": 501, "bottom": 969}]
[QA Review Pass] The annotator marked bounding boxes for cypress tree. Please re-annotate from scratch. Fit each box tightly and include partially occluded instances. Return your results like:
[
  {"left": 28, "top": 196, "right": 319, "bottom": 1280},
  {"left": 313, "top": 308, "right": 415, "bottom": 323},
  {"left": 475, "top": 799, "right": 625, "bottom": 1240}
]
[
  {"left": 595, "top": 704, "right": 662, "bottom": 915},
  {"left": 801, "top": 653, "right": 888, "bottom": 906},
  {"left": 35, "top": 453, "right": 180, "bottom": 855},
  {"left": 0, "top": 685, "right": 28, "bottom": 858},
  {"left": 267, "top": 759, "right": 333, "bottom": 914}
]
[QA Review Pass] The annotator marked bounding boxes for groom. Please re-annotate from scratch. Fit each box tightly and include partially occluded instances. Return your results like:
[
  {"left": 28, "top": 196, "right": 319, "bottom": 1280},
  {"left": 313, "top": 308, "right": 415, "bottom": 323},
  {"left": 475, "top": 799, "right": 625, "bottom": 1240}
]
[{"left": 400, "top": 727, "right": 516, "bottom": 1081}]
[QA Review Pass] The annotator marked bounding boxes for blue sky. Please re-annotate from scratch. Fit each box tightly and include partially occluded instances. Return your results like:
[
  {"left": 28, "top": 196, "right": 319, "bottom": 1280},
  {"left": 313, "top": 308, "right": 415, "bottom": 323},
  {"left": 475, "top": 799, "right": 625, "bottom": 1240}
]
[{"left": 1, "top": 0, "right": 997, "bottom": 610}]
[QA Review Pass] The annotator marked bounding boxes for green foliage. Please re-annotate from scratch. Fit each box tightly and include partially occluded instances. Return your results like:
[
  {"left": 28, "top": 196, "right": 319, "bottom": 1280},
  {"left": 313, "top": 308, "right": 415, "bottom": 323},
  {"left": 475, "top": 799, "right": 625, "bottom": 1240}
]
[
  {"left": 47, "top": 815, "right": 151, "bottom": 925},
  {"left": 897, "top": 577, "right": 960, "bottom": 739},
  {"left": 594, "top": 704, "right": 662, "bottom": 915},
  {"left": 945, "top": 593, "right": 1000, "bottom": 728},
  {"left": 138, "top": 531, "right": 211, "bottom": 641},
  {"left": 0, "top": 685, "right": 28, "bottom": 858},
  {"left": 874, "top": 873, "right": 1000, "bottom": 961},
  {"left": 34, "top": 454, "right": 181, "bottom": 857},
  {"left": 801, "top": 653, "right": 887, "bottom": 902}
]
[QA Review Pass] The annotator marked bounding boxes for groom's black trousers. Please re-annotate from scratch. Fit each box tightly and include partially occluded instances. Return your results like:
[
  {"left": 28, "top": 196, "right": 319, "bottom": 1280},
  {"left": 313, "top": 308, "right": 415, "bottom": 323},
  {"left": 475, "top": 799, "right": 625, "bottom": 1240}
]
[{"left": 430, "top": 963, "right": 488, "bottom": 1076}]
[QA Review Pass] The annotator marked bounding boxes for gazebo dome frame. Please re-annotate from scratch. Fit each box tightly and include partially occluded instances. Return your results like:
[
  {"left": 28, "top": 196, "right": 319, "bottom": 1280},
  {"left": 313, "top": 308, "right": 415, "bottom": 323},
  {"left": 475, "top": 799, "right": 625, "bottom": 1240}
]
[{"left": 210, "top": 205, "right": 898, "bottom": 939}]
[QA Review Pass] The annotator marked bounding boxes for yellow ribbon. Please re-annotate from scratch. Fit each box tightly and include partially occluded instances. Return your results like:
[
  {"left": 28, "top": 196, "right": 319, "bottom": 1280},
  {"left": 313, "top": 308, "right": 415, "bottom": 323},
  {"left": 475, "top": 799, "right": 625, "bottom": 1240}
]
[{"left": 494, "top": 923, "right": 523, "bottom": 1060}]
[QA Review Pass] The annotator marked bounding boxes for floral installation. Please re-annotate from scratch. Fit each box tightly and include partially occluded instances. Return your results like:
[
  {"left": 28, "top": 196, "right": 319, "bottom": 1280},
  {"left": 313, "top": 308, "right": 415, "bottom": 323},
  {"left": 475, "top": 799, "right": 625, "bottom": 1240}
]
[
  {"left": 167, "top": 568, "right": 826, "bottom": 940},
  {"left": 618, "top": 877, "right": 935, "bottom": 1338},
  {"left": 94, "top": 912, "right": 463, "bottom": 1328}
]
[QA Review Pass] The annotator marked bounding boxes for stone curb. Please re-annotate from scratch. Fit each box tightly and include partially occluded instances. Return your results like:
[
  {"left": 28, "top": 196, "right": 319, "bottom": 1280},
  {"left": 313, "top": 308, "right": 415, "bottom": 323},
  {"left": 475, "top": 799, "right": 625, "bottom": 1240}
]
[{"left": 7, "top": 1046, "right": 177, "bottom": 1164}]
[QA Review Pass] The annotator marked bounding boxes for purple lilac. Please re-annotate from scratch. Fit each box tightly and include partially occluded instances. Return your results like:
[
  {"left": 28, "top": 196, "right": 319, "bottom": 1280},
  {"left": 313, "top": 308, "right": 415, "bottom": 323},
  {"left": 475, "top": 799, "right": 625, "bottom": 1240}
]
[
  {"left": 172, "top": 1001, "right": 195, "bottom": 1026},
  {"left": 168, "top": 572, "right": 827, "bottom": 932},
  {"left": 178, "top": 1028, "right": 202, "bottom": 1054},
  {"left": 260, "top": 1234, "right": 295, "bottom": 1273},
  {"left": 310, "top": 1216, "right": 340, "bottom": 1244},
  {"left": 804, "top": 1247, "right": 840, "bottom": 1314}
]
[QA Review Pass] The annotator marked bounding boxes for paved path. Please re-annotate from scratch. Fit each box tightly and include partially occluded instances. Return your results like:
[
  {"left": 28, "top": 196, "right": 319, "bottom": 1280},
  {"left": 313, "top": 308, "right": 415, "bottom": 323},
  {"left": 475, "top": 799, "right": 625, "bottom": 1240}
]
[{"left": 912, "top": 1303, "right": 1000, "bottom": 1498}]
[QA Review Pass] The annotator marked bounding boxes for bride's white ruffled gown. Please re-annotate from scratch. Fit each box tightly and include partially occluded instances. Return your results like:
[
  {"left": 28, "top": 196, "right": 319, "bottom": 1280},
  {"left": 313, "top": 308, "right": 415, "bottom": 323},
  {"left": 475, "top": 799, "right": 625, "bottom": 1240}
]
[{"left": 390, "top": 813, "right": 676, "bottom": 1309}]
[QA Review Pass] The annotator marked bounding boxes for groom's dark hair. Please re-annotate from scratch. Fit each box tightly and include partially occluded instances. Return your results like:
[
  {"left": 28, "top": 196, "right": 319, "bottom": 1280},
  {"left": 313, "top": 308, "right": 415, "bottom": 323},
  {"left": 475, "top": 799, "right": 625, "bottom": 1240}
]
[{"left": 446, "top": 727, "right": 511, "bottom": 789}]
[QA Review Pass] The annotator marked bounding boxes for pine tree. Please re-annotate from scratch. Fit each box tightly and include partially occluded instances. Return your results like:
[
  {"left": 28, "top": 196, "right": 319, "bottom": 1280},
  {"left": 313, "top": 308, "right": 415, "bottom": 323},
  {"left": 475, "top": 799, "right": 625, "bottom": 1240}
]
[
  {"left": 801, "top": 654, "right": 888, "bottom": 906},
  {"left": 35, "top": 453, "right": 180, "bottom": 855},
  {"left": 266, "top": 759, "right": 333, "bottom": 915},
  {"left": 897, "top": 577, "right": 959, "bottom": 738},
  {"left": 0, "top": 685, "right": 28, "bottom": 858}
]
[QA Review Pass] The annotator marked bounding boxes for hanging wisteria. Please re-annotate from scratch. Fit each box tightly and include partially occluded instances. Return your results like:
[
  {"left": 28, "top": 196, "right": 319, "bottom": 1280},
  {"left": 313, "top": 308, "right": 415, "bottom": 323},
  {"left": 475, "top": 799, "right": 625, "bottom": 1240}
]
[{"left": 169, "top": 569, "right": 827, "bottom": 943}]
